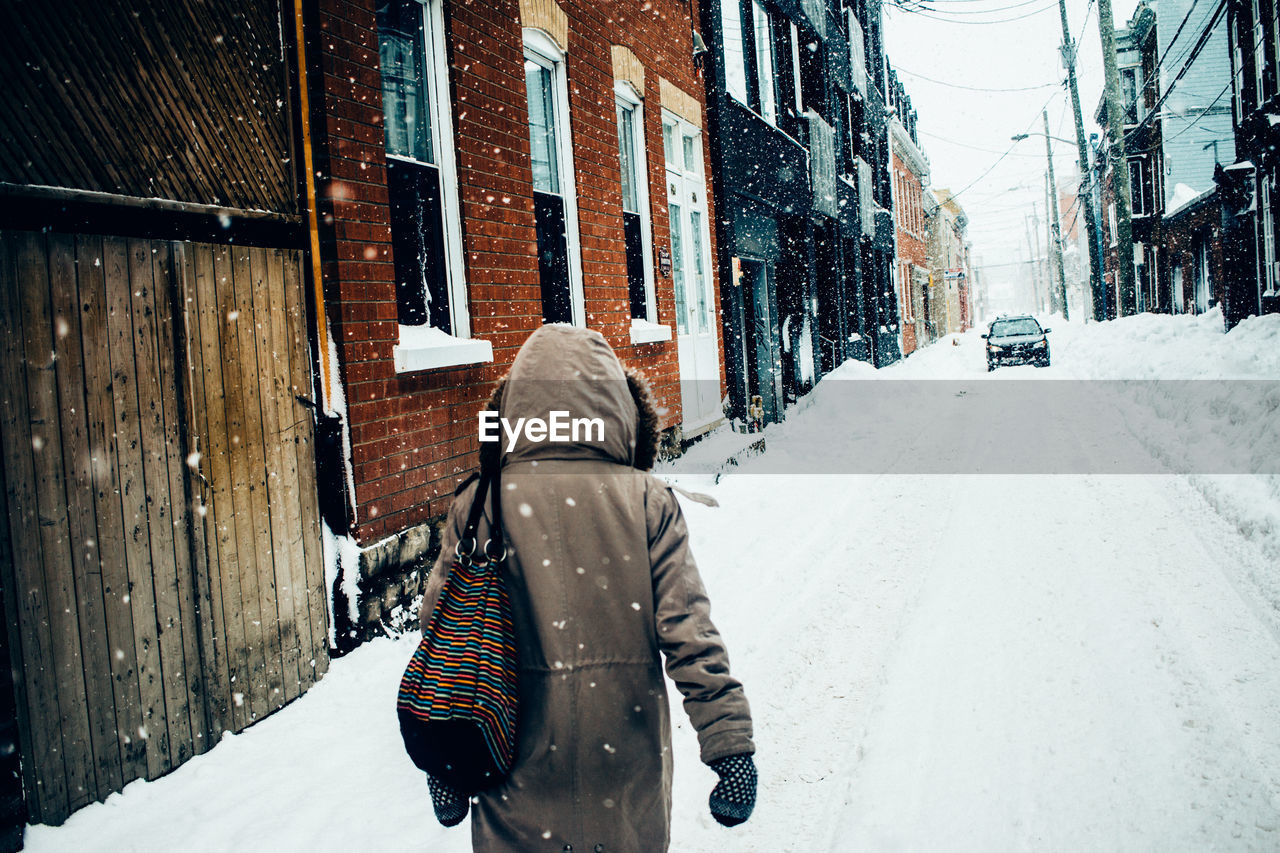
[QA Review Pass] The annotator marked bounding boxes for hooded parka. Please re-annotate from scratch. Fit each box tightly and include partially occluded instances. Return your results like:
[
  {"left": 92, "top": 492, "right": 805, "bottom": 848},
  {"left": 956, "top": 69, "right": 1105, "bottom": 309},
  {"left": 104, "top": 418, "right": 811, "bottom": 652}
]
[{"left": 419, "top": 325, "right": 754, "bottom": 853}]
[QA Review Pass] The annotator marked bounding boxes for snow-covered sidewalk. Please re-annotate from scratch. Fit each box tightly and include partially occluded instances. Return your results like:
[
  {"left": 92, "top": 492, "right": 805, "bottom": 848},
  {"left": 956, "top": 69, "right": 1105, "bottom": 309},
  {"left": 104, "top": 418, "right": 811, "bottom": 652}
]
[{"left": 25, "top": 311, "right": 1280, "bottom": 852}]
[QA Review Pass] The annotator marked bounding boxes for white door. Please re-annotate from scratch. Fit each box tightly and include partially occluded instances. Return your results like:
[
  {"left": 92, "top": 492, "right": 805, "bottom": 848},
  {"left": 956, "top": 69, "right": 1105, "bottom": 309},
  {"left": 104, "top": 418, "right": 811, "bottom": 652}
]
[
  {"left": 1195, "top": 243, "right": 1211, "bottom": 313},
  {"left": 663, "top": 114, "right": 721, "bottom": 429}
]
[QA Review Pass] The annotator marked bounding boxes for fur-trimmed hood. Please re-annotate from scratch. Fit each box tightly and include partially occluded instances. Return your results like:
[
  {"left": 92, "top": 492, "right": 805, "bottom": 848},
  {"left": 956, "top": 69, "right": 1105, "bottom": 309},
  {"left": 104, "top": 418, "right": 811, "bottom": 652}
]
[{"left": 481, "top": 326, "right": 661, "bottom": 470}]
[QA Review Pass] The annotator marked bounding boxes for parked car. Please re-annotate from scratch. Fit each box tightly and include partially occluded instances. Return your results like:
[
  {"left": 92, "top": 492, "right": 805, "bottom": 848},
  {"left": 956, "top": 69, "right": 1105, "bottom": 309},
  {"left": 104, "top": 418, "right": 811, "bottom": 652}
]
[{"left": 982, "top": 315, "right": 1051, "bottom": 370}]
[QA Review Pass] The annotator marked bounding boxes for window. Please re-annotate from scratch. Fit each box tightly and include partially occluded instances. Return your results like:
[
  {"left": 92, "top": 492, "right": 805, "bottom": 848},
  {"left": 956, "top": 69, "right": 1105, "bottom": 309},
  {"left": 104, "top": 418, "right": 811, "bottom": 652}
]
[
  {"left": 752, "top": 0, "right": 777, "bottom": 124},
  {"left": 1233, "top": 26, "right": 1246, "bottom": 124},
  {"left": 615, "top": 83, "right": 657, "bottom": 325},
  {"left": 1120, "top": 68, "right": 1138, "bottom": 123},
  {"left": 1129, "top": 158, "right": 1154, "bottom": 218},
  {"left": 721, "top": 0, "right": 749, "bottom": 104},
  {"left": 790, "top": 21, "right": 803, "bottom": 113},
  {"left": 1254, "top": 0, "right": 1268, "bottom": 103},
  {"left": 524, "top": 30, "right": 584, "bottom": 325},
  {"left": 1261, "top": 172, "right": 1277, "bottom": 295},
  {"left": 377, "top": 0, "right": 467, "bottom": 335},
  {"left": 847, "top": 8, "right": 867, "bottom": 95}
]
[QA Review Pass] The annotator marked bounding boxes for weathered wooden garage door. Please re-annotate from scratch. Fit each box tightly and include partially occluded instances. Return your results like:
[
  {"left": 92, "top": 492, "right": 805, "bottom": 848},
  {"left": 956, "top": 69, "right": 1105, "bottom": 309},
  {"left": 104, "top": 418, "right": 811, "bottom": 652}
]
[{"left": 0, "top": 230, "right": 328, "bottom": 825}]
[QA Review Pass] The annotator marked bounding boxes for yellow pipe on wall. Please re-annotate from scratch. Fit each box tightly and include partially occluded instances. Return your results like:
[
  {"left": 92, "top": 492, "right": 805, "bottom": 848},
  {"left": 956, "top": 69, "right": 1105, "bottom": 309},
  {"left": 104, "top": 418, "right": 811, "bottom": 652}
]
[{"left": 293, "top": 0, "right": 332, "bottom": 410}]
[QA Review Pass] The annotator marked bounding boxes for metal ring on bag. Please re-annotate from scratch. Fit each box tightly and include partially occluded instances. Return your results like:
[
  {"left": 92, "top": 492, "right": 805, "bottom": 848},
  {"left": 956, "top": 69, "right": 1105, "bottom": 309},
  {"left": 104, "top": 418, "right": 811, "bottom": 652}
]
[
  {"left": 455, "top": 537, "right": 477, "bottom": 565},
  {"left": 483, "top": 538, "right": 507, "bottom": 563}
]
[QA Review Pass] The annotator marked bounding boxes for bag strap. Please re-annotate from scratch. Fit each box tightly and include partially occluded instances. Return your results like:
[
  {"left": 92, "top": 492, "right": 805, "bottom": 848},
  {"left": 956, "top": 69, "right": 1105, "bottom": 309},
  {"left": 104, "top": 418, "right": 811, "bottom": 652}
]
[
  {"left": 455, "top": 471, "right": 492, "bottom": 564},
  {"left": 483, "top": 464, "right": 506, "bottom": 563}
]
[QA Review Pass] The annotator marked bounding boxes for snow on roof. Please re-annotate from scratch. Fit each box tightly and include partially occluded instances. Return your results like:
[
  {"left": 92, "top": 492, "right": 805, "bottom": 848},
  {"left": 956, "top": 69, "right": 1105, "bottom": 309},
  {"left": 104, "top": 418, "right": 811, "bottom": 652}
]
[{"left": 1164, "top": 182, "right": 1215, "bottom": 218}]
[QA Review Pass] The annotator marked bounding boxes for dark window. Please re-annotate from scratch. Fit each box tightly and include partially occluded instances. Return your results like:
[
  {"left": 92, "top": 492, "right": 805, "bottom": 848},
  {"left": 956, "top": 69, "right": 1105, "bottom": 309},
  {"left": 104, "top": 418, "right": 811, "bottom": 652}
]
[
  {"left": 1129, "top": 158, "right": 1153, "bottom": 217},
  {"left": 525, "top": 53, "right": 575, "bottom": 324},
  {"left": 377, "top": 0, "right": 454, "bottom": 331},
  {"left": 616, "top": 98, "right": 652, "bottom": 319},
  {"left": 1121, "top": 68, "right": 1138, "bottom": 123}
]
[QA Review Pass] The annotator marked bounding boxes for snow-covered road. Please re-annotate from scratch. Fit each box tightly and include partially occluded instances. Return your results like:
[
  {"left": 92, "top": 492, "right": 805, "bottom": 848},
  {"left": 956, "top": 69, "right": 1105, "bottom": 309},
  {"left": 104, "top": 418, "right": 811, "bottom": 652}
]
[{"left": 25, "top": 311, "right": 1280, "bottom": 851}]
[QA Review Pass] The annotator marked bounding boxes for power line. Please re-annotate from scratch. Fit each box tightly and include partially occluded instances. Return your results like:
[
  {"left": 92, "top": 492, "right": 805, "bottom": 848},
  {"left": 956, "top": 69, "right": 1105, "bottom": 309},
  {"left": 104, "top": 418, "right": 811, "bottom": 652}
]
[
  {"left": 916, "top": 128, "right": 1055, "bottom": 157},
  {"left": 892, "top": 1, "right": 1060, "bottom": 25},
  {"left": 1162, "top": 78, "right": 1234, "bottom": 145},
  {"left": 891, "top": 65, "right": 1061, "bottom": 92},
  {"left": 1120, "top": 0, "right": 1228, "bottom": 144},
  {"left": 948, "top": 92, "right": 1061, "bottom": 203},
  {"left": 1152, "top": 0, "right": 1207, "bottom": 75},
  {"left": 901, "top": 0, "right": 1049, "bottom": 15}
]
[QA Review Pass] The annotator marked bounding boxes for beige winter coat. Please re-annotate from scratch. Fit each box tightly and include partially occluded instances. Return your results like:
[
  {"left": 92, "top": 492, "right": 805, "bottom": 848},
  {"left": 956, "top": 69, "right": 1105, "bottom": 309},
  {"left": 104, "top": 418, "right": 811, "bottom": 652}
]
[{"left": 419, "top": 325, "right": 754, "bottom": 853}]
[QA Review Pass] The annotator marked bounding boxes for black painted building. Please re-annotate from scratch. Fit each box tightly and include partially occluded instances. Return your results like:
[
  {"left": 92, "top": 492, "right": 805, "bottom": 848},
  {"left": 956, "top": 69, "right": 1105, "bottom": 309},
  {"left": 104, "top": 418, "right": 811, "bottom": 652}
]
[
  {"left": 1225, "top": 0, "right": 1280, "bottom": 324},
  {"left": 702, "top": 0, "right": 898, "bottom": 425}
]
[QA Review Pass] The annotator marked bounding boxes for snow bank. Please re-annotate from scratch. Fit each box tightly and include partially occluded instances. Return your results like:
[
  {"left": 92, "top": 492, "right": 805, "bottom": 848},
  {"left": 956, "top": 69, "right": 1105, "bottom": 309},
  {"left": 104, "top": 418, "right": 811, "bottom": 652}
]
[{"left": 24, "top": 636, "right": 467, "bottom": 853}]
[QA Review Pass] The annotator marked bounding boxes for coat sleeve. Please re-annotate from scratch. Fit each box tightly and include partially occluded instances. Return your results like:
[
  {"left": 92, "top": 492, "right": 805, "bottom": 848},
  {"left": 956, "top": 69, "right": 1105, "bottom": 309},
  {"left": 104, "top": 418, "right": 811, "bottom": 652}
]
[{"left": 647, "top": 482, "right": 755, "bottom": 764}]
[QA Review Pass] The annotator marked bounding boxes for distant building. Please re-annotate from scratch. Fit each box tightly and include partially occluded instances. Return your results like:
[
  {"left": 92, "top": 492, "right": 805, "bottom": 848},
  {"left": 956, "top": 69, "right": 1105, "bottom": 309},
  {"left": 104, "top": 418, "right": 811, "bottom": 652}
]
[
  {"left": 1154, "top": 0, "right": 1236, "bottom": 316},
  {"left": 887, "top": 65, "right": 930, "bottom": 354},
  {"left": 925, "top": 188, "right": 969, "bottom": 336},
  {"left": 1095, "top": 0, "right": 1161, "bottom": 317},
  {"left": 702, "top": 0, "right": 899, "bottom": 425}
]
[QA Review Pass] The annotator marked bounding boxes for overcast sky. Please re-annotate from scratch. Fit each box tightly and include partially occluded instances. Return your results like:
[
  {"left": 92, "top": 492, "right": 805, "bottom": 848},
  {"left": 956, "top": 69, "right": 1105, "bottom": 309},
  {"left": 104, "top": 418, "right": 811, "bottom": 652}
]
[{"left": 882, "top": 0, "right": 1142, "bottom": 291}]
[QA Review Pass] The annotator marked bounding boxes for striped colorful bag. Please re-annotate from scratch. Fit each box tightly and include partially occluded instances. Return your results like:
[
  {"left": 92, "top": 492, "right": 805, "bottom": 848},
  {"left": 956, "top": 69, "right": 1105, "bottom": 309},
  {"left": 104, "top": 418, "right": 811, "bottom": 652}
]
[{"left": 397, "top": 468, "right": 518, "bottom": 795}]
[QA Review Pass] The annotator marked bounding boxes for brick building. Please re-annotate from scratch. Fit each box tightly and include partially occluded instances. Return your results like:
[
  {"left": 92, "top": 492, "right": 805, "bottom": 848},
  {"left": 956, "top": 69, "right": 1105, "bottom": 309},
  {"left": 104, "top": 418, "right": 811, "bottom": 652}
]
[
  {"left": 1095, "top": 0, "right": 1161, "bottom": 317},
  {"left": 925, "top": 188, "right": 969, "bottom": 336},
  {"left": 887, "top": 65, "right": 929, "bottom": 354},
  {"left": 310, "top": 0, "right": 721, "bottom": 642},
  {"left": 1160, "top": 185, "right": 1228, "bottom": 314}
]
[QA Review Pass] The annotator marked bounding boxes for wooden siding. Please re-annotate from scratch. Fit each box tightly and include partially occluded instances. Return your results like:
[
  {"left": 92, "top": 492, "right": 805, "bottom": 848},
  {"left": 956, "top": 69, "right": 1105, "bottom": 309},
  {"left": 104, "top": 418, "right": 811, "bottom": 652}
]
[
  {"left": 0, "top": 0, "right": 295, "bottom": 214},
  {"left": 0, "top": 231, "right": 326, "bottom": 825}
]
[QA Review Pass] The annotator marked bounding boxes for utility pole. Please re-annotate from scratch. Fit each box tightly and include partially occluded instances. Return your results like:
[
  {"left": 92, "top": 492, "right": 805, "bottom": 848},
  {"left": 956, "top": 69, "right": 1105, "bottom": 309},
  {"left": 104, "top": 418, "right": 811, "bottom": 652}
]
[
  {"left": 1025, "top": 213, "right": 1043, "bottom": 313},
  {"left": 1058, "top": 0, "right": 1104, "bottom": 321},
  {"left": 1043, "top": 111, "right": 1069, "bottom": 319},
  {"left": 1097, "top": 0, "right": 1137, "bottom": 315},
  {"left": 1041, "top": 175, "right": 1055, "bottom": 314}
]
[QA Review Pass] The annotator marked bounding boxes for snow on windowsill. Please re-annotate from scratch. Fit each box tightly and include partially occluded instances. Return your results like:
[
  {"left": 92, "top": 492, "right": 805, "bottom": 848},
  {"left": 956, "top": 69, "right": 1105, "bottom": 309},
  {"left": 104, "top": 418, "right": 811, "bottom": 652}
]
[
  {"left": 393, "top": 324, "right": 493, "bottom": 372},
  {"left": 629, "top": 318, "right": 672, "bottom": 345}
]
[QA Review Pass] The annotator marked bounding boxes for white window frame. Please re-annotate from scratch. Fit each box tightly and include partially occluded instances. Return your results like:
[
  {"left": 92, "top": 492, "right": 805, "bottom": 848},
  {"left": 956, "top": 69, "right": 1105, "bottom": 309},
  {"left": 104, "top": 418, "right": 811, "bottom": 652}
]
[
  {"left": 386, "top": 0, "right": 492, "bottom": 372},
  {"left": 615, "top": 81, "right": 668, "bottom": 343},
  {"left": 524, "top": 28, "right": 586, "bottom": 328},
  {"left": 789, "top": 21, "right": 803, "bottom": 114},
  {"left": 1261, "top": 172, "right": 1277, "bottom": 296},
  {"left": 1129, "top": 158, "right": 1149, "bottom": 218},
  {"left": 1254, "top": 0, "right": 1267, "bottom": 102},
  {"left": 752, "top": 0, "right": 777, "bottom": 125},
  {"left": 721, "top": 0, "right": 749, "bottom": 106}
]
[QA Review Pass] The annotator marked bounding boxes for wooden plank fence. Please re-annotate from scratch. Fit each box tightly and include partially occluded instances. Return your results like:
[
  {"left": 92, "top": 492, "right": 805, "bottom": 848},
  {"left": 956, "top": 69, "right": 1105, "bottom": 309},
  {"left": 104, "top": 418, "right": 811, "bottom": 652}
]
[{"left": 0, "top": 230, "right": 328, "bottom": 825}]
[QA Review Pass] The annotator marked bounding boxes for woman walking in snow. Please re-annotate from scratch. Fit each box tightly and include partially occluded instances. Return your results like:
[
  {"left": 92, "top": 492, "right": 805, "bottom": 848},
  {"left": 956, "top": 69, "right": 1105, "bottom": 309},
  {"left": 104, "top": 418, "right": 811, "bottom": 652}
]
[{"left": 417, "top": 324, "right": 756, "bottom": 852}]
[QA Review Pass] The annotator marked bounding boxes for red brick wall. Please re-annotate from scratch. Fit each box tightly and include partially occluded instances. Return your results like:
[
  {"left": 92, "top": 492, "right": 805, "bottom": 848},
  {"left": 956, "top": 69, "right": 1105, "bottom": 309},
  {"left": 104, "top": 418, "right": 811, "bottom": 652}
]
[
  {"left": 1160, "top": 200, "right": 1227, "bottom": 313},
  {"left": 892, "top": 151, "right": 926, "bottom": 354},
  {"left": 313, "top": 0, "right": 718, "bottom": 544}
]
